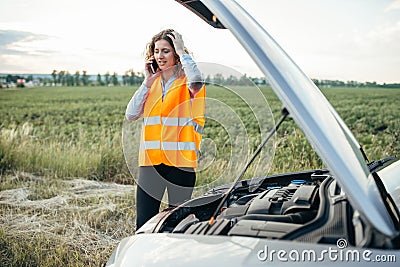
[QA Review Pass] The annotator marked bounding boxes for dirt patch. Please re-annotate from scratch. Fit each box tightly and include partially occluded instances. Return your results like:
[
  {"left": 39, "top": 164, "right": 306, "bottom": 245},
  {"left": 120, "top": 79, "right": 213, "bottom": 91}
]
[{"left": 0, "top": 172, "right": 136, "bottom": 265}]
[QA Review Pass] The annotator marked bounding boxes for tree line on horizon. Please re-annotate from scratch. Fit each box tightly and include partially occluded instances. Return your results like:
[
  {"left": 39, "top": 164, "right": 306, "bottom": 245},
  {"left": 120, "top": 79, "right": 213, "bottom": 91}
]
[
  {"left": 48, "top": 69, "right": 145, "bottom": 87},
  {"left": 1, "top": 70, "right": 400, "bottom": 89}
]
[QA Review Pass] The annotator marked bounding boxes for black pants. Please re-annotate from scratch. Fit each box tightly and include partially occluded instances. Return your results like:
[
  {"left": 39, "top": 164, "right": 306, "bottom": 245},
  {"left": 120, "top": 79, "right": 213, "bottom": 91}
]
[{"left": 136, "top": 164, "right": 196, "bottom": 230}]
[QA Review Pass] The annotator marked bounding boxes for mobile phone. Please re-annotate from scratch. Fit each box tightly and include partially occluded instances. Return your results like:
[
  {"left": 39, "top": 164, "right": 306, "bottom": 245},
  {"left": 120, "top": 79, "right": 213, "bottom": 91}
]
[{"left": 150, "top": 60, "right": 158, "bottom": 73}]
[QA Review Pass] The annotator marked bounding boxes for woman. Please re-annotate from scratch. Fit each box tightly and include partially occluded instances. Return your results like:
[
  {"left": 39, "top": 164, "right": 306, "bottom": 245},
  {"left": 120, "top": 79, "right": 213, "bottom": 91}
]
[{"left": 125, "top": 29, "right": 206, "bottom": 230}]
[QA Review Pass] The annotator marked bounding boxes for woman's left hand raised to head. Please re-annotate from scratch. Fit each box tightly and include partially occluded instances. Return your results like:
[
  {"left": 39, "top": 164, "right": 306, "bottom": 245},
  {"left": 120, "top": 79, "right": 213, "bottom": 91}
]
[{"left": 168, "top": 31, "right": 185, "bottom": 57}]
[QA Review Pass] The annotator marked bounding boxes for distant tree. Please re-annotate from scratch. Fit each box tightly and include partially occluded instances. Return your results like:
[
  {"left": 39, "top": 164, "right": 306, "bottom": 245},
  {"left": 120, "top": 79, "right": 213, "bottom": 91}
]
[
  {"left": 213, "top": 73, "right": 224, "bottom": 85},
  {"left": 312, "top": 79, "right": 320, "bottom": 86},
  {"left": 382, "top": 83, "right": 400, "bottom": 88},
  {"left": 126, "top": 69, "right": 140, "bottom": 86},
  {"left": 132, "top": 70, "right": 144, "bottom": 85},
  {"left": 74, "top": 71, "right": 80, "bottom": 86},
  {"left": 112, "top": 72, "right": 119, "bottom": 86},
  {"left": 123, "top": 71, "right": 129, "bottom": 86},
  {"left": 105, "top": 72, "right": 110, "bottom": 86},
  {"left": 58, "top": 70, "right": 66, "bottom": 86},
  {"left": 127, "top": 70, "right": 133, "bottom": 85},
  {"left": 226, "top": 75, "right": 238, "bottom": 85},
  {"left": 239, "top": 74, "right": 252, "bottom": 86},
  {"left": 66, "top": 71, "right": 74, "bottom": 86},
  {"left": 97, "top": 74, "right": 104, "bottom": 86},
  {"left": 82, "top": 70, "right": 89, "bottom": 86},
  {"left": 51, "top": 70, "right": 57, "bottom": 85},
  {"left": 366, "top": 81, "right": 377, "bottom": 87},
  {"left": 205, "top": 75, "right": 212, "bottom": 85}
]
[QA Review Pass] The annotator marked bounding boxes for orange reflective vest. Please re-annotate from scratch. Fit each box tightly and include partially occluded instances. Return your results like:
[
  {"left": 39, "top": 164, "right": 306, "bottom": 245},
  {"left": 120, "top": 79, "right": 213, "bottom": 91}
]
[{"left": 139, "top": 74, "right": 206, "bottom": 168}]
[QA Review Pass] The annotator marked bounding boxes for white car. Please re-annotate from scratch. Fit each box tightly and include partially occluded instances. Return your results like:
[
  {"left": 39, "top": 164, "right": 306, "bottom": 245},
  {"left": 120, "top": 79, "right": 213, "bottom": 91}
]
[{"left": 106, "top": 0, "right": 400, "bottom": 266}]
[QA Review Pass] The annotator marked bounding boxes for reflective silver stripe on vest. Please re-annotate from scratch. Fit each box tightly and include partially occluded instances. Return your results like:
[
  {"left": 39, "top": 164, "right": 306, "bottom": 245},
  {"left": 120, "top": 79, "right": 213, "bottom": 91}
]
[
  {"left": 140, "top": 140, "right": 160, "bottom": 150},
  {"left": 162, "top": 141, "right": 197, "bottom": 151},
  {"left": 141, "top": 141, "right": 197, "bottom": 151},
  {"left": 143, "top": 116, "right": 203, "bottom": 133},
  {"left": 143, "top": 116, "right": 160, "bottom": 126},
  {"left": 162, "top": 117, "right": 193, "bottom": 127}
]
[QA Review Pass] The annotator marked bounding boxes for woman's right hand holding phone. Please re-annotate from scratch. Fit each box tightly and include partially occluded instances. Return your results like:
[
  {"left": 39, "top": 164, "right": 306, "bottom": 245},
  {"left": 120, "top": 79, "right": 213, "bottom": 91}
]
[{"left": 143, "top": 57, "right": 160, "bottom": 87}]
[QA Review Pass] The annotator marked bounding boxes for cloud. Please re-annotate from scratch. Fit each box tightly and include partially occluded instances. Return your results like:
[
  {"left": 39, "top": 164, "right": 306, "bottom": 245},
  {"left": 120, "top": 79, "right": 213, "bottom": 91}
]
[
  {"left": 366, "top": 21, "right": 400, "bottom": 45},
  {"left": 0, "top": 29, "right": 52, "bottom": 55},
  {"left": 385, "top": 0, "right": 400, "bottom": 11},
  {"left": 0, "top": 30, "right": 59, "bottom": 73}
]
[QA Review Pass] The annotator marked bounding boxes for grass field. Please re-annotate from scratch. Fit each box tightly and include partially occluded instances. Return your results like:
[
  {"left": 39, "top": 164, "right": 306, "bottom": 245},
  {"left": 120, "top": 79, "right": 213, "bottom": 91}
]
[{"left": 0, "top": 85, "right": 399, "bottom": 266}]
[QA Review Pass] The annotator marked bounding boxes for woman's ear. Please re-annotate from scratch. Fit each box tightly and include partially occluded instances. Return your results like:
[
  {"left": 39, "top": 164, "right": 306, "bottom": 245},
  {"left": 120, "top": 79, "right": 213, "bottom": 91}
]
[{"left": 174, "top": 53, "right": 180, "bottom": 65}]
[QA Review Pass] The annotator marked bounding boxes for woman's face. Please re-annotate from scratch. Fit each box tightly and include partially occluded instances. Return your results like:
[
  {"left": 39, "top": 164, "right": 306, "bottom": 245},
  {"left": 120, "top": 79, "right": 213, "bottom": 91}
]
[{"left": 154, "top": 39, "right": 176, "bottom": 71}]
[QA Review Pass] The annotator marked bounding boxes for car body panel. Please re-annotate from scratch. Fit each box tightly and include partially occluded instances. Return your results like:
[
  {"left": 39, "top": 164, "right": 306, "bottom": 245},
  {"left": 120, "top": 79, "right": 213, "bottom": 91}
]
[{"left": 110, "top": 233, "right": 400, "bottom": 266}]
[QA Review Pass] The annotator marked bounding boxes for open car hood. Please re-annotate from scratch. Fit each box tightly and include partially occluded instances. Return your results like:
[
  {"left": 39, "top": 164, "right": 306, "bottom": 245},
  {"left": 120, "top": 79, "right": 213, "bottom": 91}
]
[{"left": 176, "top": 0, "right": 397, "bottom": 236}]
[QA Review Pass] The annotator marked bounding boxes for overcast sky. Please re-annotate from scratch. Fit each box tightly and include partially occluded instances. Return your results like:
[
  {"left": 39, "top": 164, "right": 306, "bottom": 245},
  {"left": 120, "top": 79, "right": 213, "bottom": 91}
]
[{"left": 0, "top": 0, "right": 399, "bottom": 83}]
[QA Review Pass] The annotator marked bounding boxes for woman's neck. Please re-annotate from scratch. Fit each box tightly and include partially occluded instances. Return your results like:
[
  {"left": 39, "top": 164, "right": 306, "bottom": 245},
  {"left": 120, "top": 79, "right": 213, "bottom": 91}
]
[{"left": 161, "top": 65, "right": 177, "bottom": 82}]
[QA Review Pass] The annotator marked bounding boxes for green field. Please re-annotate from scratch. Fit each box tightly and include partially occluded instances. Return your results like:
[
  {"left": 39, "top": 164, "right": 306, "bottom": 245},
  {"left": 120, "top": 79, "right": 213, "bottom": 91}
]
[
  {"left": 0, "top": 85, "right": 398, "bottom": 179},
  {"left": 0, "top": 85, "right": 399, "bottom": 266}
]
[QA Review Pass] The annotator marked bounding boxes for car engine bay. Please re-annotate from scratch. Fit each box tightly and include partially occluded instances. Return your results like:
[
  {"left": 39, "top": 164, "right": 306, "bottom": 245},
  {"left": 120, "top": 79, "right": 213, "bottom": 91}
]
[{"left": 141, "top": 170, "right": 399, "bottom": 249}]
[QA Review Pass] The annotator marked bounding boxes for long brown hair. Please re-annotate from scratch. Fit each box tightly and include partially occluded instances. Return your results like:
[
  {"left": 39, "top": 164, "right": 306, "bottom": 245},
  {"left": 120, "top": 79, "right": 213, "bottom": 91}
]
[{"left": 145, "top": 29, "right": 190, "bottom": 64}]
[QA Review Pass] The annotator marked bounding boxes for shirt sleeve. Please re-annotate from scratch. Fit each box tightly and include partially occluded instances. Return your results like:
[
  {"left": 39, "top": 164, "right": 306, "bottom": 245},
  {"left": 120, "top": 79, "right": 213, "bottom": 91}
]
[
  {"left": 180, "top": 54, "right": 204, "bottom": 96},
  {"left": 125, "top": 83, "right": 150, "bottom": 121}
]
